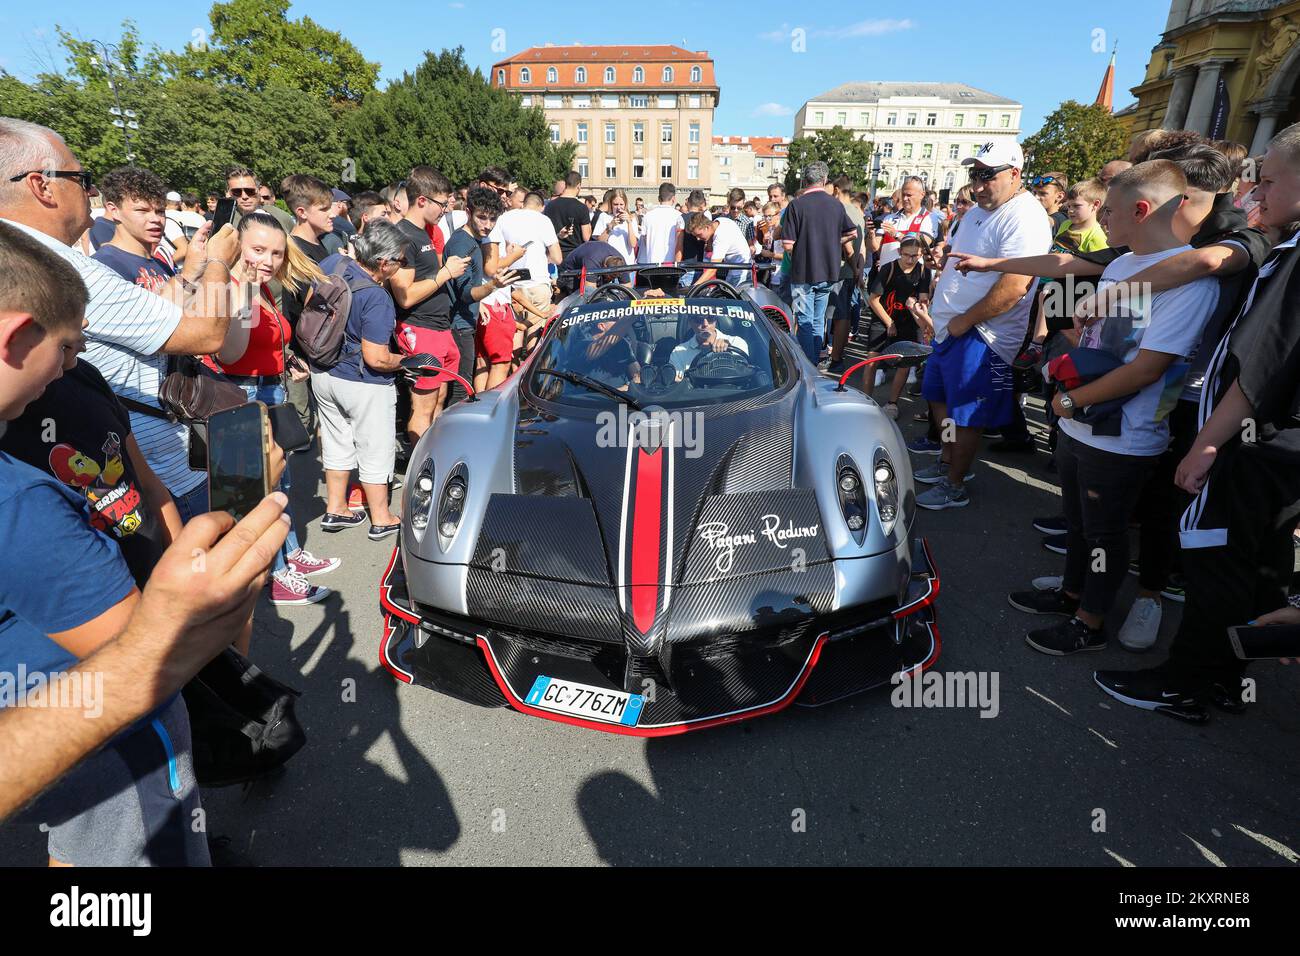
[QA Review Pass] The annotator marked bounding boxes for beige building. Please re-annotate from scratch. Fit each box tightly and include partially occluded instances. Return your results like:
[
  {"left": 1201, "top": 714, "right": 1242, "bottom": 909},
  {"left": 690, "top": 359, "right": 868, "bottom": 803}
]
[
  {"left": 709, "top": 136, "right": 790, "bottom": 202},
  {"left": 794, "top": 82, "right": 1022, "bottom": 194},
  {"left": 490, "top": 44, "right": 719, "bottom": 199}
]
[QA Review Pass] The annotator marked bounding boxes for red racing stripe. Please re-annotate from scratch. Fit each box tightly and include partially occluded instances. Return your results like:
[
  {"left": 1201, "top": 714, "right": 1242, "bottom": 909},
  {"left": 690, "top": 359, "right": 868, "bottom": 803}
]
[{"left": 628, "top": 446, "right": 664, "bottom": 633}]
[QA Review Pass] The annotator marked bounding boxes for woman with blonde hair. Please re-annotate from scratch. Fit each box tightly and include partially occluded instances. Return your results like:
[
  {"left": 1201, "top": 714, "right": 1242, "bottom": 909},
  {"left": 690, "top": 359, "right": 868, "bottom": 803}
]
[
  {"left": 213, "top": 210, "right": 336, "bottom": 605},
  {"left": 592, "top": 187, "right": 638, "bottom": 264}
]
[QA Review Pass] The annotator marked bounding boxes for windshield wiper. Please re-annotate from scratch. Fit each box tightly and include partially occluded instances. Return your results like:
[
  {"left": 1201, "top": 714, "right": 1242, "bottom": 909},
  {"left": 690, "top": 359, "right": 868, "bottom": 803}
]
[{"left": 535, "top": 368, "right": 644, "bottom": 410}]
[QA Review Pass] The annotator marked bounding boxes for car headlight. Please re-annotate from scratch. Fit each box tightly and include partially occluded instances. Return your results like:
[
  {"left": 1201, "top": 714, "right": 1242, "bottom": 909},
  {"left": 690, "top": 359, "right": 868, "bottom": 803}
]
[
  {"left": 437, "top": 462, "right": 469, "bottom": 546},
  {"left": 836, "top": 454, "right": 868, "bottom": 544},
  {"left": 873, "top": 450, "right": 899, "bottom": 535},
  {"left": 407, "top": 459, "right": 436, "bottom": 541}
]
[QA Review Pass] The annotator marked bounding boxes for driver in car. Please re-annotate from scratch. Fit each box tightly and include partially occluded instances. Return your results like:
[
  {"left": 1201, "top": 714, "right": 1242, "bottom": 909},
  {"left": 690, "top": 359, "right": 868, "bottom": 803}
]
[{"left": 670, "top": 312, "right": 749, "bottom": 379}]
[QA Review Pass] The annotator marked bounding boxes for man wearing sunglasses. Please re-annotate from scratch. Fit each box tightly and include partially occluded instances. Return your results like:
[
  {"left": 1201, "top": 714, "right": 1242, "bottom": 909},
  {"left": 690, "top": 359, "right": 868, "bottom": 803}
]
[
  {"left": 912, "top": 140, "right": 1051, "bottom": 511},
  {"left": 225, "top": 165, "right": 294, "bottom": 233}
]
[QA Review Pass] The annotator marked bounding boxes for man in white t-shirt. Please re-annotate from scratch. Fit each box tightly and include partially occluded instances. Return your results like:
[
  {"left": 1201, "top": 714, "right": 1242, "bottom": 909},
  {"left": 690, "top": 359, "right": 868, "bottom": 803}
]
[
  {"left": 1008, "top": 160, "right": 1218, "bottom": 656},
  {"left": 486, "top": 191, "right": 562, "bottom": 324},
  {"left": 684, "top": 212, "right": 752, "bottom": 285},
  {"left": 637, "top": 182, "right": 684, "bottom": 266},
  {"left": 911, "top": 140, "right": 1051, "bottom": 511},
  {"left": 875, "top": 177, "right": 942, "bottom": 267},
  {"left": 669, "top": 311, "right": 749, "bottom": 376}
]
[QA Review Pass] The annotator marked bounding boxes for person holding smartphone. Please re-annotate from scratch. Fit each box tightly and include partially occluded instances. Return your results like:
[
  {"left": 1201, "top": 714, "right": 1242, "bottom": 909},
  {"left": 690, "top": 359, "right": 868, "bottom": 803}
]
[
  {"left": 593, "top": 189, "right": 638, "bottom": 265},
  {"left": 864, "top": 235, "right": 935, "bottom": 413},
  {"left": 545, "top": 171, "right": 591, "bottom": 260}
]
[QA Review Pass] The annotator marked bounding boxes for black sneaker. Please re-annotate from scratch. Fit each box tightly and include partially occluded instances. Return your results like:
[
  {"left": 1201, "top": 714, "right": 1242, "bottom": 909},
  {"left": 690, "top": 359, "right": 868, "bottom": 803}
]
[
  {"left": 1026, "top": 617, "right": 1106, "bottom": 656},
  {"left": 1033, "top": 515, "right": 1067, "bottom": 535},
  {"left": 1207, "top": 680, "right": 1248, "bottom": 715},
  {"left": 1008, "top": 587, "right": 1079, "bottom": 616},
  {"left": 1041, "top": 532, "right": 1068, "bottom": 555},
  {"left": 321, "top": 512, "right": 367, "bottom": 533},
  {"left": 1093, "top": 667, "right": 1209, "bottom": 723},
  {"left": 1162, "top": 574, "right": 1186, "bottom": 604},
  {"left": 368, "top": 522, "right": 401, "bottom": 541}
]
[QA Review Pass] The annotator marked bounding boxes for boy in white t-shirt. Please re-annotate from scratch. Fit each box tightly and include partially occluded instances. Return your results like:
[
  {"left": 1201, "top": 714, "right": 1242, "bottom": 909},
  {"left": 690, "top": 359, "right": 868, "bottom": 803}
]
[{"left": 1009, "top": 161, "right": 1218, "bottom": 656}]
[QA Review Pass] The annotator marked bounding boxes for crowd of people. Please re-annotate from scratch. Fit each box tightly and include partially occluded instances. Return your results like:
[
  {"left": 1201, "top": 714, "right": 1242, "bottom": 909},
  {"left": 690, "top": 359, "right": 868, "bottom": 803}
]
[{"left": 1, "top": 105, "right": 1298, "bottom": 866}]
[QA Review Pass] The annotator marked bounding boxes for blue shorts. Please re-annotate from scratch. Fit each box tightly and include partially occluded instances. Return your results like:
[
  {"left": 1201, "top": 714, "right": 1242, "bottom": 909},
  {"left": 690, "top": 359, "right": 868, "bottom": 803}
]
[{"left": 921, "top": 330, "right": 1016, "bottom": 429}]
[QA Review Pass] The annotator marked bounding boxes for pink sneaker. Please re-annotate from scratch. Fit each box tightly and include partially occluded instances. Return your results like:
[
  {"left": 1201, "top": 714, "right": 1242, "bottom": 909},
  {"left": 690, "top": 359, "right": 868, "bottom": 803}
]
[
  {"left": 269, "top": 569, "right": 330, "bottom": 606},
  {"left": 285, "top": 548, "right": 340, "bottom": 577},
  {"left": 347, "top": 483, "right": 366, "bottom": 512}
]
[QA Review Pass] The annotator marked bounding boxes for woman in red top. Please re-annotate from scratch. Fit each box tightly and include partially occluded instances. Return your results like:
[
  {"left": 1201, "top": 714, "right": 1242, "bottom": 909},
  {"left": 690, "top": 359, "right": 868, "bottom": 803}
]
[{"left": 216, "top": 211, "right": 333, "bottom": 605}]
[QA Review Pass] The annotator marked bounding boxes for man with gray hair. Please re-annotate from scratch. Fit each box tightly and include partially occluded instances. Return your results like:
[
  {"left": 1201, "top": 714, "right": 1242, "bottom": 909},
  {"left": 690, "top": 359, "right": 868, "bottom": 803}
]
[
  {"left": 781, "top": 161, "right": 858, "bottom": 362},
  {"left": 877, "top": 176, "right": 942, "bottom": 268}
]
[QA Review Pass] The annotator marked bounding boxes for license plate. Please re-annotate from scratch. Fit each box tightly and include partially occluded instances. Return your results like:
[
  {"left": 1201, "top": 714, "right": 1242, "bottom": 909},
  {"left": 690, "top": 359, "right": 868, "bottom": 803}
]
[{"left": 524, "top": 676, "right": 645, "bottom": 727}]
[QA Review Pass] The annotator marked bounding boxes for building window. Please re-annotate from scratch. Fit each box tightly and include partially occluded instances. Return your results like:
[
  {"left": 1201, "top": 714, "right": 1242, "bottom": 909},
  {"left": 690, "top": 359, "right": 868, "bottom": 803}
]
[
  {"left": 605, "top": 159, "right": 617, "bottom": 179},
  {"left": 688, "top": 94, "right": 701, "bottom": 108},
  {"left": 859, "top": 111, "right": 870, "bottom": 126},
  {"left": 658, "top": 94, "right": 678, "bottom": 108},
  {"left": 1000, "top": 113, "right": 1011, "bottom": 128},
  {"left": 814, "top": 111, "right": 824, "bottom": 125},
  {"left": 944, "top": 171, "right": 956, "bottom": 190},
  {"left": 604, "top": 66, "right": 615, "bottom": 84},
  {"left": 575, "top": 67, "right": 587, "bottom": 84},
  {"left": 881, "top": 142, "right": 894, "bottom": 158},
  {"left": 633, "top": 66, "right": 644, "bottom": 83},
  {"left": 687, "top": 158, "right": 699, "bottom": 179},
  {"left": 549, "top": 124, "right": 560, "bottom": 144},
  {"left": 605, "top": 122, "right": 616, "bottom": 144},
  {"left": 690, "top": 66, "right": 701, "bottom": 83},
  {"left": 886, "top": 112, "right": 897, "bottom": 126},
  {"left": 577, "top": 159, "right": 588, "bottom": 178},
  {"left": 902, "top": 144, "right": 913, "bottom": 158},
  {"left": 719, "top": 155, "right": 731, "bottom": 166},
  {"left": 630, "top": 94, "right": 648, "bottom": 108},
  {"left": 689, "top": 122, "right": 700, "bottom": 144},
  {"left": 977, "top": 114, "right": 988, "bottom": 127},
  {"left": 719, "top": 171, "right": 730, "bottom": 182},
  {"left": 948, "top": 143, "right": 960, "bottom": 159},
  {"left": 837, "top": 111, "right": 847, "bottom": 126},
  {"left": 600, "top": 94, "right": 619, "bottom": 108},
  {"left": 496, "top": 69, "right": 505, "bottom": 85},
  {"left": 970, "top": 143, "right": 980, "bottom": 155},
  {"left": 520, "top": 68, "right": 531, "bottom": 84},
  {"left": 546, "top": 67, "right": 558, "bottom": 84},
  {"left": 922, "top": 144, "right": 933, "bottom": 159},
  {"left": 573, "top": 95, "right": 590, "bottom": 109},
  {"left": 577, "top": 122, "right": 588, "bottom": 143},
  {"left": 926, "top": 112, "right": 937, "bottom": 126},
  {"left": 661, "top": 122, "right": 673, "bottom": 143},
  {"left": 661, "top": 160, "right": 672, "bottom": 179},
  {"left": 633, "top": 122, "right": 645, "bottom": 143},
  {"left": 757, "top": 159, "right": 766, "bottom": 169},
  {"left": 520, "top": 95, "right": 532, "bottom": 108},
  {"left": 953, "top": 113, "right": 964, "bottom": 127},
  {"left": 633, "top": 160, "right": 645, "bottom": 179},
  {"left": 543, "top": 95, "right": 562, "bottom": 108},
  {"left": 662, "top": 66, "right": 674, "bottom": 83},
  {"left": 906, "top": 112, "right": 917, "bottom": 126}
]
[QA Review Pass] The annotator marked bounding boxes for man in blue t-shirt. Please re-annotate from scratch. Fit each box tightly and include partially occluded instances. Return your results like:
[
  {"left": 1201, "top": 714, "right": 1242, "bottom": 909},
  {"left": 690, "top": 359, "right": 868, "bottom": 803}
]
[
  {"left": 444, "top": 186, "right": 520, "bottom": 405},
  {"left": 91, "top": 167, "right": 176, "bottom": 290}
]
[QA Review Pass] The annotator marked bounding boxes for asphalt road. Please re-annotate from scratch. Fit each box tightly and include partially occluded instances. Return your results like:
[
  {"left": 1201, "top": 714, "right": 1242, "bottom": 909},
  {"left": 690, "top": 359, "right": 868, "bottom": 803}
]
[{"left": 4, "top": 390, "right": 1298, "bottom": 867}]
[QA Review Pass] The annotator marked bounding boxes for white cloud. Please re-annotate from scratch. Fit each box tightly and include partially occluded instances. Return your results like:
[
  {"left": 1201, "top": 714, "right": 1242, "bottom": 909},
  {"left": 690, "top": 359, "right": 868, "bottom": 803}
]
[
  {"left": 758, "top": 23, "right": 791, "bottom": 42},
  {"left": 813, "top": 18, "right": 914, "bottom": 39},
  {"left": 752, "top": 103, "right": 793, "bottom": 117}
]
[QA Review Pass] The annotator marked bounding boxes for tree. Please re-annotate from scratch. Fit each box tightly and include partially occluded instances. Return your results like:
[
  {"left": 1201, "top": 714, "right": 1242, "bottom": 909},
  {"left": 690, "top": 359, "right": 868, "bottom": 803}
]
[
  {"left": 344, "top": 48, "right": 575, "bottom": 190},
  {"left": 1022, "top": 100, "right": 1130, "bottom": 185},
  {"left": 163, "top": 0, "right": 378, "bottom": 107},
  {"left": 783, "top": 127, "right": 875, "bottom": 193}
]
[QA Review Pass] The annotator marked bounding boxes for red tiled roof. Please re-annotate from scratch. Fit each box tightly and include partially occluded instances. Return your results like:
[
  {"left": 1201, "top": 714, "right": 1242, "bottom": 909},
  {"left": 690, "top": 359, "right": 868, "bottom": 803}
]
[
  {"left": 713, "top": 136, "right": 789, "bottom": 157},
  {"left": 491, "top": 44, "right": 717, "bottom": 89}
]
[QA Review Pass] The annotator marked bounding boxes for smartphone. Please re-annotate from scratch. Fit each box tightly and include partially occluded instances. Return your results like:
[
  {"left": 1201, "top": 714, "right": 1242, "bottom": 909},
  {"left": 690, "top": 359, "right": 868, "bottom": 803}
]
[
  {"left": 511, "top": 267, "right": 534, "bottom": 282},
  {"left": 1228, "top": 624, "right": 1300, "bottom": 660},
  {"left": 211, "top": 197, "right": 237, "bottom": 233},
  {"left": 207, "top": 402, "right": 272, "bottom": 521}
]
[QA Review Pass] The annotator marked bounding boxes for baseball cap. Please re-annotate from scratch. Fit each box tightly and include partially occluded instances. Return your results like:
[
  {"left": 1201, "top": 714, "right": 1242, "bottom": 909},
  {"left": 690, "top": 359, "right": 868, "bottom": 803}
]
[
  {"left": 962, "top": 140, "right": 1025, "bottom": 170},
  {"left": 165, "top": 190, "right": 182, "bottom": 202},
  {"left": 331, "top": 188, "right": 351, "bottom": 202}
]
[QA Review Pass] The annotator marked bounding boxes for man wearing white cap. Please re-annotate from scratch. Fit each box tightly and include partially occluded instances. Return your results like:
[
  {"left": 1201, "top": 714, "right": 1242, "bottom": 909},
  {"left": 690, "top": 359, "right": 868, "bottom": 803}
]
[{"left": 912, "top": 139, "right": 1052, "bottom": 510}]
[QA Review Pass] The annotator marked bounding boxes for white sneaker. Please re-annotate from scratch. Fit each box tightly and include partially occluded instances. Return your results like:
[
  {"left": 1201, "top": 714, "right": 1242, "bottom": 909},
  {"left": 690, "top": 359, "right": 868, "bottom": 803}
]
[
  {"left": 1118, "top": 597, "right": 1162, "bottom": 652},
  {"left": 1032, "top": 575, "right": 1063, "bottom": 591}
]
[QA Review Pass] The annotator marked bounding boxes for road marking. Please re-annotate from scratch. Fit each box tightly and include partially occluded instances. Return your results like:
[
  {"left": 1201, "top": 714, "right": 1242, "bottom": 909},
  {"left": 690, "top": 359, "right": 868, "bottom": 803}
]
[
  {"left": 1088, "top": 727, "right": 1118, "bottom": 749},
  {"left": 1231, "top": 824, "right": 1299, "bottom": 863},
  {"left": 1104, "top": 848, "right": 1135, "bottom": 867},
  {"left": 1182, "top": 833, "right": 1226, "bottom": 867},
  {"left": 1025, "top": 685, "right": 1071, "bottom": 717}
]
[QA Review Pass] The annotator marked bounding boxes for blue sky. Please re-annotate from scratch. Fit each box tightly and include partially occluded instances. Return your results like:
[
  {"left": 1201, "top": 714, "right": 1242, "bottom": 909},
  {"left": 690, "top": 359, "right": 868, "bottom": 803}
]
[{"left": 0, "top": 0, "right": 1169, "bottom": 138}]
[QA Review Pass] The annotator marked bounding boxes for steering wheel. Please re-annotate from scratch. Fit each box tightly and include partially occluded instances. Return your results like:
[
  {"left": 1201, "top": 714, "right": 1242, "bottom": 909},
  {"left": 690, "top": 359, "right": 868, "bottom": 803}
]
[
  {"left": 588, "top": 283, "right": 637, "bottom": 303},
  {"left": 686, "top": 277, "right": 744, "bottom": 299},
  {"left": 686, "top": 344, "right": 755, "bottom": 388}
]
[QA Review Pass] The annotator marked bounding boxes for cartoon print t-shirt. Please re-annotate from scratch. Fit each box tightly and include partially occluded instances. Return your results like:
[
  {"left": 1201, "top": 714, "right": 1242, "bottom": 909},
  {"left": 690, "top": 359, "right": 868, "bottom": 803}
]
[{"left": 0, "top": 359, "right": 166, "bottom": 588}]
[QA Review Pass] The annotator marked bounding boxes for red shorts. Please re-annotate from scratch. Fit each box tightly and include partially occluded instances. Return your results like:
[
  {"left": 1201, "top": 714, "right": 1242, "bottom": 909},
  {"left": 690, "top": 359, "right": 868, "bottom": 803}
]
[
  {"left": 396, "top": 323, "right": 459, "bottom": 391},
  {"left": 476, "top": 303, "right": 516, "bottom": 365}
]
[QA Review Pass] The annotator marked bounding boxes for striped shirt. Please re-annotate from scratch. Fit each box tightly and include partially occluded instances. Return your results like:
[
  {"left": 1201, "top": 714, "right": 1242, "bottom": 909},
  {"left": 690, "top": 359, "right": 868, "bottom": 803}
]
[{"left": 3, "top": 218, "right": 203, "bottom": 496}]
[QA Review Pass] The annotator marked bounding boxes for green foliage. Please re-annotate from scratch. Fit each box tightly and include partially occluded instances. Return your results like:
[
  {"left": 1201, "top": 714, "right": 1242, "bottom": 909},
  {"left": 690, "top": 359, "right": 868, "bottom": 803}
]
[
  {"left": 783, "top": 127, "right": 875, "bottom": 193},
  {"left": 1022, "top": 100, "right": 1130, "bottom": 185},
  {"left": 344, "top": 48, "right": 575, "bottom": 191}
]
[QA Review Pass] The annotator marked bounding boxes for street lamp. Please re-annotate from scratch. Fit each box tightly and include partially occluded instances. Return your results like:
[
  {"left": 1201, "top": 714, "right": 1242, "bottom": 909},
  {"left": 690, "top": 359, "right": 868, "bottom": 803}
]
[{"left": 90, "top": 40, "right": 138, "bottom": 164}]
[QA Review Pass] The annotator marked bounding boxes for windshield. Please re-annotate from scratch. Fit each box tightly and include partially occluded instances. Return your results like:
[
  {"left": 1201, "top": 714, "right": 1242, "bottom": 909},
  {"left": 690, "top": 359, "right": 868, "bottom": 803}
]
[{"left": 528, "top": 297, "right": 792, "bottom": 410}]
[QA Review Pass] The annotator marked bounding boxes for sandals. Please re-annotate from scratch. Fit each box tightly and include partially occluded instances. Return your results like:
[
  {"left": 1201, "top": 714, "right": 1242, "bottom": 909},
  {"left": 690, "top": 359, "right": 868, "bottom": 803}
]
[{"left": 883, "top": 402, "right": 899, "bottom": 420}]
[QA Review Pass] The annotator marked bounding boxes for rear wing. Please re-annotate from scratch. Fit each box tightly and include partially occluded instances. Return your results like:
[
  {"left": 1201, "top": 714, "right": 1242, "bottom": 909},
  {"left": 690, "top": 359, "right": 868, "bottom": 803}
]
[{"left": 557, "top": 260, "right": 778, "bottom": 294}]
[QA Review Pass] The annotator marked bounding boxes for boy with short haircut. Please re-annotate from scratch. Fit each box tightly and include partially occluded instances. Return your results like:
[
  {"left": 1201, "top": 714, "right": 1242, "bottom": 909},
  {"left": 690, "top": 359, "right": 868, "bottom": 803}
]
[
  {"left": 1008, "top": 161, "right": 1219, "bottom": 655},
  {"left": 1031, "top": 171, "right": 1069, "bottom": 230},
  {"left": 1055, "top": 179, "right": 1108, "bottom": 255},
  {"left": 92, "top": 166, "right": 175, "bottom": 291},
  {"left": 283, "top": 174, "right": 335, "bottom": 265}
]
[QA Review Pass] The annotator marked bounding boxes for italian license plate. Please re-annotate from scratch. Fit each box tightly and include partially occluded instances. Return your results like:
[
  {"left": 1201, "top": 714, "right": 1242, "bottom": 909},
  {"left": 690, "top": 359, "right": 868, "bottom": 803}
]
[{"left": 524, "top": 676, "right": 645, "bottom": 727}]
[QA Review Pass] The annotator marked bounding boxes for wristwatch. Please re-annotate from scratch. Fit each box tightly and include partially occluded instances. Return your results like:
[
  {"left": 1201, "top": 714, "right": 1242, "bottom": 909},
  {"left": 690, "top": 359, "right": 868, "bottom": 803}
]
[{"left": 1058, "top": 392, "right": 1076, "bottom": 412}]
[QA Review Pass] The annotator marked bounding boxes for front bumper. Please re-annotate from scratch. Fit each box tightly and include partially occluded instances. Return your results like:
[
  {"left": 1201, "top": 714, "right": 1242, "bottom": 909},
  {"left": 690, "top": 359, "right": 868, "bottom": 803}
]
[{"left": 379, "top": 539, "right": 940, "bottom": 736}]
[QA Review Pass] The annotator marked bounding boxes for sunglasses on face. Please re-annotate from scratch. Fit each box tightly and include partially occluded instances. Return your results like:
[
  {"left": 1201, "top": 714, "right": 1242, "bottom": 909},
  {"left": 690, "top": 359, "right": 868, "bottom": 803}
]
[
  {"left": 259, "top": 192, "right": 274, "bottom": 201},
  {"left": 8, "top": 169, "right": 96, "bottom": 192},
  {"left": 230, "top": 187, "right": 259, "bottom": 197},
  {"left": 1028, "top": 176, "right": 1058, "bottom": 187},
  {"left": 690, "top": 316, "right": 716, "bottom": 327},
  {"left": 968, "top": 164, "right": 1012, "bottom": 183}
]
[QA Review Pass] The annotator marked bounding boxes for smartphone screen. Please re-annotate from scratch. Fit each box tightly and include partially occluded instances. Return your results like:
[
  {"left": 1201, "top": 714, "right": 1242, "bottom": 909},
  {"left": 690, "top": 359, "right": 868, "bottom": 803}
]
[
  {"left": 1228, "top": 624, "right": 1300, "bottom": 660},
  {"left": 207, "top": 402, "right": 270, "bottom": 521},
  {"left": 211, "top": 197, "right": 237, "bottom": 233}
]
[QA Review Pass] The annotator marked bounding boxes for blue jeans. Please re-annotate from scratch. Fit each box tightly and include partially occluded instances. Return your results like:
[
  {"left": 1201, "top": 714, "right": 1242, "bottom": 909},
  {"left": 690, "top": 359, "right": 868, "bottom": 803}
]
[
  {"left": 791, "top": 281, "right": 834, "bottom": 363},
  {"left": 171, "top": 482, "right": 209, "bottom": 523},
  {"left": 239, "top": 380, "right": 300, "bottom": 573}
]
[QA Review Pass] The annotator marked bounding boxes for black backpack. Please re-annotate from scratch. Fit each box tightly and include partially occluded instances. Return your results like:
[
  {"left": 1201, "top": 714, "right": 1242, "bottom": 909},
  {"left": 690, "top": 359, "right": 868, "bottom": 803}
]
[{"left": 295, "top": 259, "right": 378, "bottom": 369}]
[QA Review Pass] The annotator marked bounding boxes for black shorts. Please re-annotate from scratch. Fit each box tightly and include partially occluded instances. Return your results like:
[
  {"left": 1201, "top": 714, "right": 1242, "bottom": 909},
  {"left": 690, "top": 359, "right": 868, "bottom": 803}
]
[{"left": 864, "top": 315, "right": 919, "bottom": 352}]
